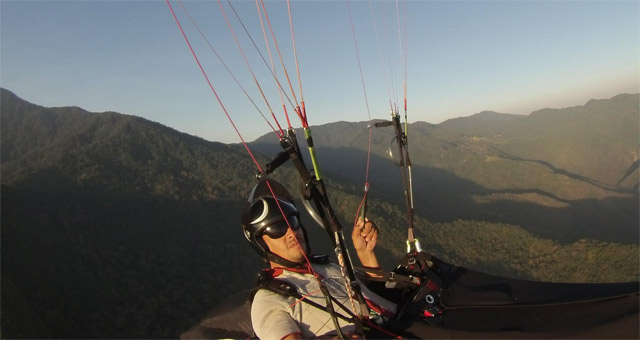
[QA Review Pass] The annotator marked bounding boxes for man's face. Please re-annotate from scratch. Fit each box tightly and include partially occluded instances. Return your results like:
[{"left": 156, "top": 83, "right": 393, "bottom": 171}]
[{"left": 262, "top": 221, "right": 307, "bottom": 264}]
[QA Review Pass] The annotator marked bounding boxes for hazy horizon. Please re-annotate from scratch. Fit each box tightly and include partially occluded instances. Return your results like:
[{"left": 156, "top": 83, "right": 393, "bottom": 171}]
[{"left": 2, "top": 1, "right": 638, "bottom": 143}]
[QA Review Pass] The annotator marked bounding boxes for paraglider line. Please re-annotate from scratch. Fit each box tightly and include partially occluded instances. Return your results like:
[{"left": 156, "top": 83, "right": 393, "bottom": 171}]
[
  {"left": 346, "top": 0, "right": 374, "bottom": 223},
  {"left": 287, "top": 0, "right": 305, "bottom": 103},
  {"left": 176, "top": 0, "right": 281, "bottom": 139},
  {"left": 254, "top": 0, "right": 292, "bottom": 129},
  {"left": 166, "top": 0, "right": 262, "bottom": 170},
  {"left": 259, "top": 0, "right": 301, "bottom": 109},
  {"left": 216, "top": 0, "right": 284, "bottom": 136}
]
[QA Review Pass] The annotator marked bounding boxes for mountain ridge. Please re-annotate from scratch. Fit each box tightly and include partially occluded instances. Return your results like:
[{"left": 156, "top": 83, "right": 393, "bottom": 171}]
[
  {"left": 1, "top": 88, "right": 638, "bottom": 339},
  {"left": 256, "top": 93, "right": 639, "bottom": 194}
]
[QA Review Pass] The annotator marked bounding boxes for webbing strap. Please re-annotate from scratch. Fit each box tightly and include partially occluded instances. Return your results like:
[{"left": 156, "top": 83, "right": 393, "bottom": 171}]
[{"left": 253, "top": 277, "right": 355, "bottom": 324}]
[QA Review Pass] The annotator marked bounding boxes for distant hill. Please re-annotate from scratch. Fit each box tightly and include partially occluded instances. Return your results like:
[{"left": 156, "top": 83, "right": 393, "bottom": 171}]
[
  {"left": 0, "top": 89, "right": 257, "bottom": 200},
  {"left": 438, "top": 110, "right": 525, "bottom": 133},
  {"left": 253, "top": 94, "right": 639, "bottom": 243},
  {"left": 1, "top": 88, "right": 638, "bottom": 339},
  {"left": 259, "top": 94, "right": 639, "bottom": 194}
]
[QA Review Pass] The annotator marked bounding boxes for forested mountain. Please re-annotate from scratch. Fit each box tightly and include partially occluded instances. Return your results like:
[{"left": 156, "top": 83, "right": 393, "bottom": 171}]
[
  {"left": 1, "top": 88, "right": 265, "bottom": 338},
  {"left": 1, "top": 88, "right": 638, "bottom": 339},
  {"left": 257, "top": 94, "right": 638, "bottom": 195},
  {"left": 253, "top": 94, "right": 639, "bottom": 243}
]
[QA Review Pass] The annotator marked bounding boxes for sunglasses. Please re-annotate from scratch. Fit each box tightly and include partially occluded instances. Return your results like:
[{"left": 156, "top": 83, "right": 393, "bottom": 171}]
[{"left": 261, "top": 215, "right": 301, "bottom": 239}]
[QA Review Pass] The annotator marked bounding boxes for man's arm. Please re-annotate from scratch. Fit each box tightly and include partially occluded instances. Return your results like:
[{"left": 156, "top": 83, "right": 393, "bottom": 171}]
[{"left": 352, "top": 217, "right": 382, "bottom": 278}]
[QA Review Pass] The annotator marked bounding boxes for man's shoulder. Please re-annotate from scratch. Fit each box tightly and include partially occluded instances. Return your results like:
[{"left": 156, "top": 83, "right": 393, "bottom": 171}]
[
  {"left": 252, "top": 287, "right": 285, "bottom": 301},
  {"left": 251, "top": 285, "right": 294, "bottom": 313},
  {"left": 255, "top": 275, "right": 300, "bottom": 298}
]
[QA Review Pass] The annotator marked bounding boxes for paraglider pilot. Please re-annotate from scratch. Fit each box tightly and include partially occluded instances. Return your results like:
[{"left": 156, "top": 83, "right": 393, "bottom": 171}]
[{"left": 242, "top": 180, "right": 396, "bottom": 339}]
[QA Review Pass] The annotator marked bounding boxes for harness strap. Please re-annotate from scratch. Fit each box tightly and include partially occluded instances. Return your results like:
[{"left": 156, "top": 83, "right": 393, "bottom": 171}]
[
  {"left": 251, "top": 275, "right": 355, "bottom": 325},
  {"left": 251, "top": 269, "right": 404, "bottom": 339}
]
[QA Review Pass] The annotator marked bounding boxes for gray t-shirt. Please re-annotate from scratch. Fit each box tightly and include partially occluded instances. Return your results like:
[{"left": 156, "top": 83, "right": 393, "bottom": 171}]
[{"left": 251, "top": 263, "right": 396, "bottom": 339}]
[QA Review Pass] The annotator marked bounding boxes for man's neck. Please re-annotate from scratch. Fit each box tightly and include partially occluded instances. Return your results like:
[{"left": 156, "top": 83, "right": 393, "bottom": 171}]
[{"left": 269, "top": 262, "right": 313, "bottom": 275}]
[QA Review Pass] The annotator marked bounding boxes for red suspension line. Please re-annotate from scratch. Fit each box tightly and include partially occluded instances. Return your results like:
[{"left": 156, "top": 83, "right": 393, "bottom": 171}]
[
  {"left": 368, "top": 0, "right": 395, "bottom": 112},
  {"left": 257, "top": 0, "right": 338, "bottom": 307},
  {"left": 395, "top": 0, "right": 403, "bottom": 79},
  {"left": 226, "top": 0, "right": 319, "bottom": 281},
  {"left": 286, "top": 0, "right": 304, "bottom": 104},
  {"left": 395, "top": 0, "right": 406, "bottom": 112},
  {"left": 376, "top": 1, "right": 400, "bottom": 110},
  {"left": 395, "top": 0, "right": 408, "bottom": 115},
  {"left": 225, "top": 0, "right": 297, "bottom": 114},
  {"left": 166, "top": 0, "right": 263, "bottom": 171},
  {"left": 176, "top": 0, "right": 280, "bottom": 139},
  {"left": 402, "top": 0, "right": 408, "bottom": 114},
  {"left": 216, "top": 0, "right": 285, "bottom": 136},
  {"left": 346, "top": 0, "right": 373, "bottom": 134},
  {"left": 255, "top": 0, "right": 292, "bottom": 129},
  {"left": 168, "top": 0, "right": 317, "bottom": 277},
  {"left": 286, "top": 0, "right": 308, "bottom": 128},
  {"left": 346, "top": 0, "right": 374, "bottom": 222},
  {"left": 258, "top": 0, "right": 301, "bottom": 111}
]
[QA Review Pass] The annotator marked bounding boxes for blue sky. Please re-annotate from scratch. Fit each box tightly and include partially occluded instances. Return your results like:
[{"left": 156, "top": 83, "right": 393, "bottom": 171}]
[{"left": 2, "top": 0, "right": 638, "bottom": 143}]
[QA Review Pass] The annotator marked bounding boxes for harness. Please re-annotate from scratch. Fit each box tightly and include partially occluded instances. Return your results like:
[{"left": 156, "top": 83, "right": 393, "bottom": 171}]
[
  {"left": 250, "top": 256, "right": 367, "bottom": 338},
  {"left": 387, "top": 252, "right": 445, "bottom": 324}
]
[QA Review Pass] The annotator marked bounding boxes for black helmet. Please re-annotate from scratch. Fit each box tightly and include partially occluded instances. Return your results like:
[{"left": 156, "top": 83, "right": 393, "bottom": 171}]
[{"left": 241, "top": 180, "right": 310, "bottom": 267}]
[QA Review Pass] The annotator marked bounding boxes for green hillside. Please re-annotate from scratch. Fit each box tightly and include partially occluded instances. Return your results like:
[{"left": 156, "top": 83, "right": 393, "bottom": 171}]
[
  {"left": 1, "top": 89, "right": 256, "bottom": 200},
  {"left": 1, "top": 89, "right": 264, "bottom": 338},
  {"left": 273, "top": 94, "right": 639, "bottom": 197},
  {"left": 1, "top": 88, "right": 638, "bottom": 339},
  {"left": 253, "top": 94, "right": 639, "bottom": 244}
]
